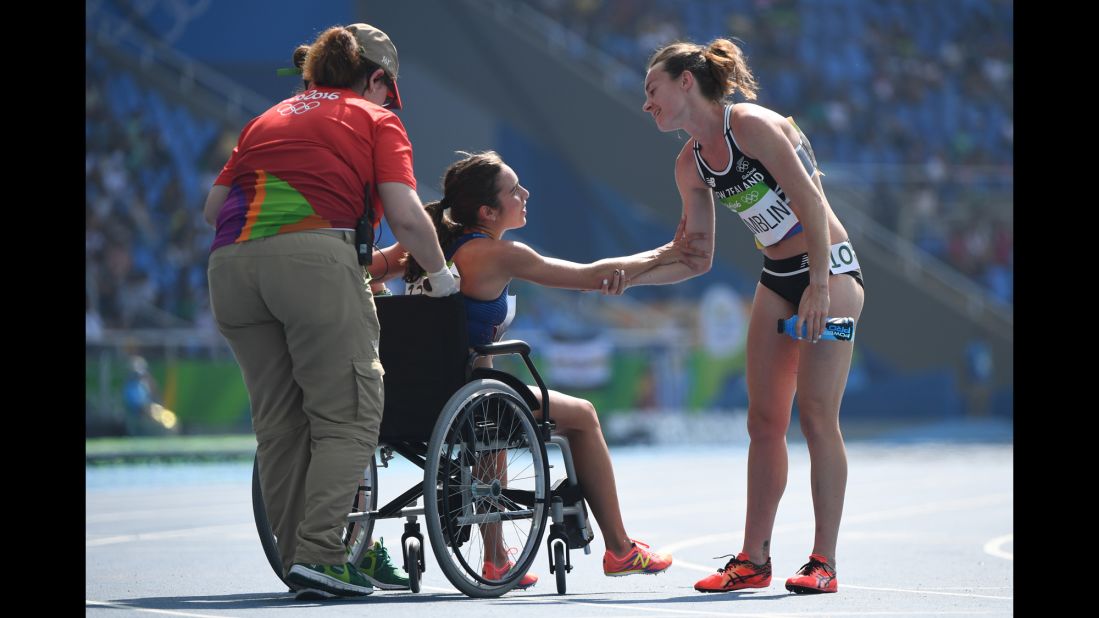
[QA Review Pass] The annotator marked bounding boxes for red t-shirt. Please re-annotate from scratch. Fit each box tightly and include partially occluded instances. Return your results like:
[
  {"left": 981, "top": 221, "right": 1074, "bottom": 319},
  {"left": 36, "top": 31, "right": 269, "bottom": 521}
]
[{"left": 211, "top": 87, "right": 415, "bottom": 251}]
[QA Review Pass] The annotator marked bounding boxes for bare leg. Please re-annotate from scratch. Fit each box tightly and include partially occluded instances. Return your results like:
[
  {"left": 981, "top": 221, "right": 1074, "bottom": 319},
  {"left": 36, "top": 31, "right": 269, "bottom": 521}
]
[
  {"left": 478, "top": 450, "right": 510, "bottom": 566},
  {"left": 741, "top": 283, "right": 800, "bottom": 565},
  {"left": 794, "top": 274, "right": 864, "bottom": 566},
  {"left": 530, "top": 389, "right": 633, "bottom": 556}
]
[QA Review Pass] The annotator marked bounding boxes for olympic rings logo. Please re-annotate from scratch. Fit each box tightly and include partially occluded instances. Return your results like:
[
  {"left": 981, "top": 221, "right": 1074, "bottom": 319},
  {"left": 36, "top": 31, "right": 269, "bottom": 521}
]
[{"left": 277, "top": 101, "right": 320, "bottom": 116}]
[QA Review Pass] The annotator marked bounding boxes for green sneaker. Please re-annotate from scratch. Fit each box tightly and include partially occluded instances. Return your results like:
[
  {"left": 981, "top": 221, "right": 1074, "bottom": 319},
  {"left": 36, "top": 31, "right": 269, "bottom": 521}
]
[
  {"left": 359, "top": 538, "right": 410, "bottom": 590},
  {"left": 286, "top": 562, "right": 373, "bottom": 597}
]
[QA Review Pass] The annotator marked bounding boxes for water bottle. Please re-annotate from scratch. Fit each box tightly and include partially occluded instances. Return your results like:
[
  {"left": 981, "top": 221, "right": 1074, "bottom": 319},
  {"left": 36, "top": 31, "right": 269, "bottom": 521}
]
[{"left": 777, "top": 315, "right": 856, "bottom": 342}]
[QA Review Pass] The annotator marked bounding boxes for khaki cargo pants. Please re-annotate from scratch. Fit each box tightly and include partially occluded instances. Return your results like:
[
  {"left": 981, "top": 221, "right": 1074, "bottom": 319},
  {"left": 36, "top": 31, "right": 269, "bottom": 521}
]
[{"left": 208, "top": 229, "right": 384, "bottom": 573}]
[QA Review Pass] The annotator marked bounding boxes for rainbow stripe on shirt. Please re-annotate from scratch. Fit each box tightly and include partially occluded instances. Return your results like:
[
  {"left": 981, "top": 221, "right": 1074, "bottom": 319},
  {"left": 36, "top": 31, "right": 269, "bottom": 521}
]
[{"left": 210, "top": 170, "right": 333, "bottom": 252}]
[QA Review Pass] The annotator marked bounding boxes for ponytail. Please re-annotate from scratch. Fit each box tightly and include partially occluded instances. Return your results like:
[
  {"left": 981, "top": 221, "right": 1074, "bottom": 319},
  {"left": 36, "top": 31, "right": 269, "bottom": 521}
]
[
  {"left": 402, "top": 150, "right": 506, "bottom": 284},
  {"left": 648, "top": 37, "right": 758, "bottom": 102},
  {"left": 402, "top": 200, "right": 463, "bottom": 283},
  {"left": 292, "top": 44, "right": 310, "bottom": 91}
]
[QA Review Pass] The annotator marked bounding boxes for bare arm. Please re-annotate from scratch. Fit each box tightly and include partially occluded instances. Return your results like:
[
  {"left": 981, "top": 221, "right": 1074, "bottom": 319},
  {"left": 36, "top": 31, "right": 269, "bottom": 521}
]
[
  {"left": 629, "top": 145, "right": 716, "bottom": 286},
  {"left": 496, "top": 216, "right": 709, "bottom": 291},
  {"left": 366, "top": 242, "right": 407, "bottom": 283},
  {"left": 203, "top": 184, "right": 230, "bottom": 228},
  {"left": 497, "top": 241, "right": 665, "bottom": 291},
  {"left": 377, "top": 183, "right": 447, "bottom": 275}
]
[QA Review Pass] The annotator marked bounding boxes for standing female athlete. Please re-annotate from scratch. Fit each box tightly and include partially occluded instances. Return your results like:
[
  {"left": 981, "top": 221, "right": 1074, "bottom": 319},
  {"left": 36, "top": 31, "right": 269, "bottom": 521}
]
[{"left": 633, "top": 38, "right": 865, "bottom": 595}]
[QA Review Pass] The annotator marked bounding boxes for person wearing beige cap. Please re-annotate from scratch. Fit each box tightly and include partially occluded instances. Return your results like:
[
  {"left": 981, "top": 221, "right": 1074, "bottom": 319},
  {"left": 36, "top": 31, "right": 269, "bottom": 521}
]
[
  {"left": 203, "top": 23, "right": 457, "bottom": 599},
  {"left": 280, "top": 23, "right": 404, "bottom": 110}
]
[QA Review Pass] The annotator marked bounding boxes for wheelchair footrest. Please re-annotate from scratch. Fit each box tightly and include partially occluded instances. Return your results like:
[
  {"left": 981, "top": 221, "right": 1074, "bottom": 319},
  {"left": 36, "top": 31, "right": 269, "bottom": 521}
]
[
  {"left": 550, "top": 478, "right": 584, "bottom": 506},
  {"left": 549, "top": 478, "right": 594, "bottom": 550}
]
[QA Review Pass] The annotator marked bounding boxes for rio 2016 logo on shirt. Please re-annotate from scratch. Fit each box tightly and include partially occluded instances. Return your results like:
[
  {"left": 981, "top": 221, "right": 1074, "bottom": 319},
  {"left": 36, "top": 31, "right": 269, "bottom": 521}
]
[
  {"left": 277, "top": 101, "right": 320, "bottom": 116},
  {"left": 293, "top": 90, "right": 341, "bottom": 102},
  {"left": 735, "top": 157, "right": 750, "bottom": 174}
]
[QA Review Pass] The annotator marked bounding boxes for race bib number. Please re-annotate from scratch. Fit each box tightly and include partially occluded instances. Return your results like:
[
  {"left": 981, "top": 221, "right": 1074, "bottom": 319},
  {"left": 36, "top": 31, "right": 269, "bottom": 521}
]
[
  {"left": 828, "top": 241, "right": 860, "bottom": 274},
  {"left": 405, "top": 261, "right": 460, "bottom": 295},
  {"left": 721, "top": 183, "right": 799, "bottom": 247}
]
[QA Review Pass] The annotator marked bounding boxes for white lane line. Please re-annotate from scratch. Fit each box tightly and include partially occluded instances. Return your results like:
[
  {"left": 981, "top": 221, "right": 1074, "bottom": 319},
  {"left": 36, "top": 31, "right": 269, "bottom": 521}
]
[
  {"left": 919, "top": 587, "right": 1013, "bottom": 590},
  {"left": 628, "top": 501, "right": 744, "bottom": 521},
  {"left": 662, "top": 534, "right": 744, "bottom": 556},
  {"left": 421, "top": 584, "right": 461, "bottom": 594},
  {"left": 86, "top": 523, "right": 250, "bottom": 547},
  {"left": 521, "top": 605, "right": 1010, "bottom": 617},
  {"left": 675, "top": 557, "right": 735, "bottom": 572},
  {"left": 982, "top": 533, "right": 1012, "bottom": 560},
  {"left": 842, "top": 494, "right": 1011, "bottom": 526},
  {"left": 86, "top": 600, "right": 226, "bottom": 617},
  {"left": 661, "top": 493, "right": 1010, "bottom": 556},
  {"left": 625, "top": 474, "right": 1003, "bottom": 523}
]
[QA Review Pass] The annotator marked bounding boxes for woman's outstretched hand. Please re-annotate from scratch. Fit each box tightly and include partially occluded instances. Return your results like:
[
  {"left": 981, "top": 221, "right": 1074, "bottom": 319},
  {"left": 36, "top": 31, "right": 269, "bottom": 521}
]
[
  {"left": 657, "top": 217, "right": 711, "bottom": 270},
  {"left": 599, "top": 268, "right": 627, "bottom": 296}
]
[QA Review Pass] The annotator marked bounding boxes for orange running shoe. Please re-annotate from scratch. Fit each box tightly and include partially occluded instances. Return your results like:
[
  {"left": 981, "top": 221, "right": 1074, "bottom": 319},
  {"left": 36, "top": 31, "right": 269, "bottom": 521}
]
[
  {"left": 482, "top": 560, "right": 538, "bottom": 590},
  {"left": 693, "top": 552, "right": 772, "bottom": 593},
  {"left": 785, "top": 554, "right": 837, "bottom": 594},
  {"left": 603, "top": 539, "right": 673, "bottom": 576}
]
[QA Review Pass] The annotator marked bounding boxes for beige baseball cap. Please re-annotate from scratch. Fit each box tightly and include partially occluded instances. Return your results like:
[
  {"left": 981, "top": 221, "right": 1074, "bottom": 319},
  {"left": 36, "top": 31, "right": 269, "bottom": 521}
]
[{"left": 345, "top": 23, "right": 402, "bottom": 109}]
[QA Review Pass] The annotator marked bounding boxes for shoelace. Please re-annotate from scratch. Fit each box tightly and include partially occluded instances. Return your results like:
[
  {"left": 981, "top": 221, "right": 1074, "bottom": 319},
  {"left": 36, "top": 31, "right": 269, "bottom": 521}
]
[
  {"left": 622, "top": 539, "right": 654, "bottom": 567},
  {"left": 374, "top": 543, "right": 391, "bottom": 565},
  {"left": 797, "top": 557, "right": 833, "bottom": 576},
  {"left": 621, "top": 539, "right": 652, "bottom": 560},
  {"left": 711, "top": 553, "right": 745, "bottom": 572},
  {"left": 486, "top": 546, "right": 521, "bottom": 572}
]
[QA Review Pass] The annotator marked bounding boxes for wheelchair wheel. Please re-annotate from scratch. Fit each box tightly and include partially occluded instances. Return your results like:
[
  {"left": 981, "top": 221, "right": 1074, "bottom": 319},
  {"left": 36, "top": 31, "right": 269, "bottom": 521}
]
[
  {"left": 251, "top": 453, "right": 378, "bottom": 583},
  {"left": 424, "top": 379, "right": 550, "bottom": 598},
  {"left": 552, "top": 541, "right": 567, "bottom": 595},
  {"left": 251, "top": 457, "right": 285, "bottom": 584},
  {"left": 405, "top": 536, "right": 422, "bottom": 593},
  {"left": 345, "top": 456, "right": 380, "bottom": 568}
]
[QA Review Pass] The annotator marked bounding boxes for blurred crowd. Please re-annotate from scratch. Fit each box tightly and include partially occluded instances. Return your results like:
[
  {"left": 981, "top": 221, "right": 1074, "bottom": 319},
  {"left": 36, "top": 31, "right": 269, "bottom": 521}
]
[
  {"left": 85, "top": 1, "right": 1012, "bottom": 336},
  {"left": 85, "top": 55, "right": 230, "bottom": 333},
  {"left": 520, "top": 0, "right": 1012, "bottom": 304}
]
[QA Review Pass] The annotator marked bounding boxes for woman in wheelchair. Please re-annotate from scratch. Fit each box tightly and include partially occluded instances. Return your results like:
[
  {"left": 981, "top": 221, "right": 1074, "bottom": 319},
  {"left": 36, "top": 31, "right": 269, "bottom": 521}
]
[{"left": 373, "top": 151, "right": 710, "bottom": 585}]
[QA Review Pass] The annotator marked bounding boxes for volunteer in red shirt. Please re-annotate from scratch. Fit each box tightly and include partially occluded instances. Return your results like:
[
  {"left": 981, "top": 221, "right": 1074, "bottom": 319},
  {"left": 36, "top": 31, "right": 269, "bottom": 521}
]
[{"left": 203, "top": 22, "right": 457, "bottom": 599}]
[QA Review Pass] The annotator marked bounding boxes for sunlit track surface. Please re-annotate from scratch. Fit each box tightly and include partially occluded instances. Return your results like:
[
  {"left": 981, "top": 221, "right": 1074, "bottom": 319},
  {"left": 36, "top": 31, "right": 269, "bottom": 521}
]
[{"left": 87, "top": 441, "right": 1011, "bottom": 616}]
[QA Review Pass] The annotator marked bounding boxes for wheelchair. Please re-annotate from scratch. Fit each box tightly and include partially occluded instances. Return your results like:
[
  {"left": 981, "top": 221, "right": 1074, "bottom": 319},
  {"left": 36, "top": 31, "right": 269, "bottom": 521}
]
[{"left": 252, "top": 294, "right": 595, "bottom": 597}]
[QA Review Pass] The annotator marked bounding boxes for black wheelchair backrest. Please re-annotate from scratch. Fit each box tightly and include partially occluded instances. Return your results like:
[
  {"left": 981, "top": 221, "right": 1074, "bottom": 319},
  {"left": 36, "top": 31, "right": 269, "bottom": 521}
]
[{"left": 375, "top": 294, "right": 470, "bottom": 441}]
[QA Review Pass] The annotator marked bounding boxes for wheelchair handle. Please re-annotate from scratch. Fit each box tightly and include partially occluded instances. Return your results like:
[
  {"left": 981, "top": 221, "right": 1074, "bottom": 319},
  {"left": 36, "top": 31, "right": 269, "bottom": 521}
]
[
  {"left": 473, "top": 340, "right": 530, "bottom": 357},
  {"left": 470, "top": 339, "right": 551, "bottom": 429}
]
